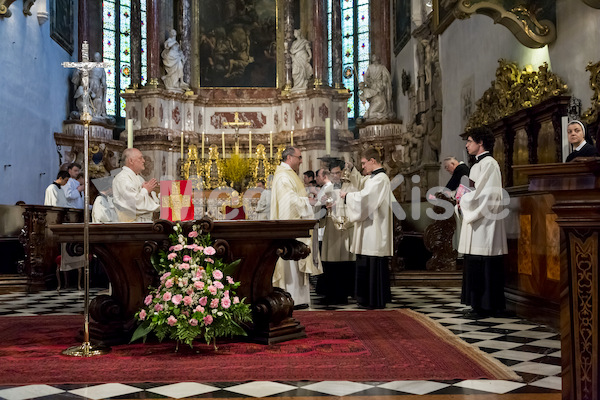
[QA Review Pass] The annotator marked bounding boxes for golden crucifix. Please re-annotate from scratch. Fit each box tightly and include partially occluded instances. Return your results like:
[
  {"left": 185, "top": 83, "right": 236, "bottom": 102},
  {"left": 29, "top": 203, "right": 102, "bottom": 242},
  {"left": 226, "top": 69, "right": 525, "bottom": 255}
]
[{"left": 223, "top": 112, "right": 252, "bottom": 154}]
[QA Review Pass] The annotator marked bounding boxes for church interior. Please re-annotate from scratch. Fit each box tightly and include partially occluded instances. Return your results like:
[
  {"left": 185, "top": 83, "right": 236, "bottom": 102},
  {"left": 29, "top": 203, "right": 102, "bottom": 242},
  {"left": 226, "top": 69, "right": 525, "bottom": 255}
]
[{"left": 1, "top": 0, "right": 600, "bottom": 399}]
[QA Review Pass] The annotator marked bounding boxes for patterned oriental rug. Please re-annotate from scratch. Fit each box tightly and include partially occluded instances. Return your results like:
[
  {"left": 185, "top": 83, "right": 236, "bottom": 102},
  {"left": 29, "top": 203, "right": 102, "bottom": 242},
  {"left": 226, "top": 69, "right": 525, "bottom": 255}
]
[{"left": 0, "top": 310, "right": 521, "bottom": 385}]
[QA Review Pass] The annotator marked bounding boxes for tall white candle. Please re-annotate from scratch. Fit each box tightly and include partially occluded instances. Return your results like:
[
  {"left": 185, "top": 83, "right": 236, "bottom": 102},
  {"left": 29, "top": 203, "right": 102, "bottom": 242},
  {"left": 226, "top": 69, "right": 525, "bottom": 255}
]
[
  {"left": 201, "top": 131, "right": 205, "bottom": 159},
  {"left": 325, "top": 117, "right": 331, "bottom": 155},
  {"left": 248, "top": 131, "right": 252, "bottom": 157},
  {"left": 269, "top": 131, "right": 273, "bottom": 158},
  {"left": 222, "top": 132, "right": 226, "bottom": 158},
  {"left": 127, "top": 119, "right": 133, "bottom": 149},
  {"left": 290, "top": 130, "right": 293, "bottom": 147},
  {"left": 180, "top": 133, "right": 184, "bottom": 160}
]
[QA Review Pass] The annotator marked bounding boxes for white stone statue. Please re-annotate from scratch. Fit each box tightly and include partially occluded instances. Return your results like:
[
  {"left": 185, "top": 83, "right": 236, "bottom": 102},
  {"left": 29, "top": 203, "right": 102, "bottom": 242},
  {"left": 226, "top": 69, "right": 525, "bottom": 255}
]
[
  {"left": 360, "top": 54, "right": 394, "bottom": 121},
  {"left": 161, "top": 29, "right": 188, "bottom": 90},
  {"left": 89, "top": 52, "right": 107, "bottom": 117},
  {"left": 290, "top": 29, "right": 313, "bottom": 90}
]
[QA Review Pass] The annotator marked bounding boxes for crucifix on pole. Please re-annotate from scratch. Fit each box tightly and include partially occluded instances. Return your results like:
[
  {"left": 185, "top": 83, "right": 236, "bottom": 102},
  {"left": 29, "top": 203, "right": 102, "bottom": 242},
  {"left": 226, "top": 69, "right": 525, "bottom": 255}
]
[
  {"left": 61, "top": 41, "right": 111, "bottom": 357},
  {"left": 223, "top": 112, "right": 252, "bottom": 155}
]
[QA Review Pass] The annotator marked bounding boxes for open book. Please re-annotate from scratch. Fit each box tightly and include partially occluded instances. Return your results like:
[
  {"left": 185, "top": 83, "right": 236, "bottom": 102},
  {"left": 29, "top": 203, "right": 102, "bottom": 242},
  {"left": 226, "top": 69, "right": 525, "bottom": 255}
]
[{"left": 455, "top": 183, "right": 473, "bottom": 202}]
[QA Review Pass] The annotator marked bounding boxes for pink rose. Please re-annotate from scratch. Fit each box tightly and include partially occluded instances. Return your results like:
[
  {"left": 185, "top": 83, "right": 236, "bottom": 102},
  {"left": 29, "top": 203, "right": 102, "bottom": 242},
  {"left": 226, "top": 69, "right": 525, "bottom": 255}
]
[
  {"left": 189, "top": 318, "right": 198, "bottom": 326},
  {"left": 224, "top": 290, "right": 230, "bottom": 298},
  {"left": 205, "top": 258, "right": 214, "bottom": 264},
  {"left": 169, "top": 246, "right": 175, "bottom": 251},
  {"left": 194, "top": 281, "right": 205, "bottom": 290},
  {"left": 221, "top": 298, "right": 231, "bottom": 309},
  {"left": 203, "top": 246, "right": 216, "bottom": 256},
  {"left": 183, "top": 255, "right": 192, "bottom": 262},
  {"left": 195, "top": 305, "right": 205, "bottom": 313},
  {"left": 208, "top": 285, "right": 217, "bottom": 295},
  {"left": 154, "top": 303, "right": 163, "bottom": 312},
  {"left": 179, "top": 263, "right": 190, "bottom": 270},
  {"left": 194, "top": 245, "right": 203, "bottom": 252},
  {"left": 212, "top": 270, "right": 223, "bottom": 280},
  {"left": 167, "top": 253, "right": 177, "bottom": 261},
  {"left": 233, "top": 296, "right": 240, "bottom": 304},
  {"left": 214, "top": 281, "right": 224, "bottom": 289},
  {"left": 226, "top": 276, "right": 234, "bottom": 284},
  {"left": 161, "top": 272, "right": 171, "bottom": 281},
  {"left": 188, "top": 231, "right": 198, "bottom": 238},
  {"left": 203, "top": 315, "right": 213, "bottom": 325},
  {"left": 167, "top": 315, "right": 178, "bottom": 326},
  {"left": 210, "top": 298, "right": 219, "bottom": 308},
  {"left": 186, "top": 287, "right": 194, "bottom": 295},
  {"left": 163, "top": 292, "right": 172, "bottom": 301},
  {"left": 172, "top": 294, "right": 183, "bottom": 305},
  {"left": 183, "top": 296, "right": 193, "bottom": 306},
  {"left": 165, "top": 279, "right": 174, "bottom": 288},
  {"left": 144, "top": 295, "right": 153, "bottom": 306},
  {"left": 173, "top": 244, "right": 184, "bottom": 251},
  {"left": 199, "top": 296, "right": 208, "bottom": 306},
  {"left": 139, "top": 309, "right": 147, "bottom": 320},
  {"left": 182, "top": 311, "right": 189, "bottom": 317}
]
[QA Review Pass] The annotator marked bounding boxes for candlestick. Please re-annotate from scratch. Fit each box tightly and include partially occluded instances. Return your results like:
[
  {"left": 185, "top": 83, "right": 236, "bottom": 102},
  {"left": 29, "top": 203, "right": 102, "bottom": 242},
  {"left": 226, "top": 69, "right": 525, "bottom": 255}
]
[
  {"left": 248, "top": 131, "right": 252, "bottom": 157},
  {"left": 222, "top": 132, "right": 225, "bottom": 158},
  {"left": 180, "top": 133, "right": 184, "bottom": 160},
  {"left": 127, "top": 119, "right": 133, "bottom": 149},
  {"left": 269, "top": 131, "right": 273, "bottom": 158},
  {"left": 325, "top": 117, "right": 331, "bottom": 155},
  {"left": 201, "top": 131, "right": 205, "bottom": 159},
  {"left": 291, "top": 130, "right": 293, "bottom": 147}
]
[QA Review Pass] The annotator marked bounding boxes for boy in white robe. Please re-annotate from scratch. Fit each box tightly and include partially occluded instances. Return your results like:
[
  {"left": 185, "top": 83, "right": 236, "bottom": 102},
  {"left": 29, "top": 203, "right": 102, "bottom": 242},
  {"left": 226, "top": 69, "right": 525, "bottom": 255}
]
[
  {"left": 457, "top": 127, "right": 508, "bottom": 317},
  {"left": 44, "top": 170, "right": 70, "bottom": 207},
  {"left": 341, "top": 148, "right": 395, "bottom": 309},
  {"left": 112, "top": 148, "right": 159, "bottom": 222},
  {"left": 63, "top": 162, "right": 84, "bottom": 209}
]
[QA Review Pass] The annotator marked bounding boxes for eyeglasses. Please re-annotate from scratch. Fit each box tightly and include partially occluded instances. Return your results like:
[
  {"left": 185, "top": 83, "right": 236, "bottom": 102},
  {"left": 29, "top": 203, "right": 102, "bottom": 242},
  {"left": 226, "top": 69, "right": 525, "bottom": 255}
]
[{"left": 290, "top": 154, "right": 302, "bottom": 160}]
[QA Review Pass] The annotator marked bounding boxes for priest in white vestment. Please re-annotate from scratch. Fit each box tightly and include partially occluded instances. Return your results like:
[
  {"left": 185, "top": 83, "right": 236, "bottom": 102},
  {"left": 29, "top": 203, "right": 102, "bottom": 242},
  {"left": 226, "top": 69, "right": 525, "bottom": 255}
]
[
  {"left": 270, "top": 146, "right": 322, "bottom": 307},
  {"left": 341, "top": 148, "right": 394, "bottom": 309},
  {"left": 457, "top": 127, "right": 508, "bottom": 317},
  {"left": 112, "top": 148, "right": 159, "bottom": 222}
]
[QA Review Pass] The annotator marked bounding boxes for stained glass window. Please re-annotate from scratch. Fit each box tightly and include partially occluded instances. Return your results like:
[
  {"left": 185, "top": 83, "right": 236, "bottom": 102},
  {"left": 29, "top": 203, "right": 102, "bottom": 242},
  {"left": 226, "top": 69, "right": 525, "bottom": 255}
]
[
  {"left": 103, "top": 0, "right": 147, "bottom": 118},
  {"left": 327, "top": 0, "right": 370, "bottom": 119}
]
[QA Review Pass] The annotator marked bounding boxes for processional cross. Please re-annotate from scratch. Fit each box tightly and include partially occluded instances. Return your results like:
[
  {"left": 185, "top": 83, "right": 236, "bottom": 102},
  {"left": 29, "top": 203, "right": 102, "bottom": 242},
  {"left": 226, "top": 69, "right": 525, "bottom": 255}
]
[
  {"left": 223, "top": 112, "right": 252, "bottom": 154},
  {"left": 61, "top": 41, "right": 111, "bottom": 357}
]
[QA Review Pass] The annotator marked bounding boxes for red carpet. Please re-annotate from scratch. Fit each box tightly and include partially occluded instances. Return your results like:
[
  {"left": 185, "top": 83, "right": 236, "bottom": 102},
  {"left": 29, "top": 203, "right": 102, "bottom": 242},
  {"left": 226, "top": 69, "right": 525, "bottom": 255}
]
[{"left": 0, "top": 310, "right": 520, "bottom": 384}]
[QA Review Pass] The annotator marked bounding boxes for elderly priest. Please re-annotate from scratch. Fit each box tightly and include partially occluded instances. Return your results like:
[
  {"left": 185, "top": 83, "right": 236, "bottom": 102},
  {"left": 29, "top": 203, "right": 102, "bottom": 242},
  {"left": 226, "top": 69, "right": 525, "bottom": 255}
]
[
  {"left": 113, "top": 148, "right": 160, "bottom": 222},
  {"left": 271, "top": 146, "right": 322, "bottom": 308}
]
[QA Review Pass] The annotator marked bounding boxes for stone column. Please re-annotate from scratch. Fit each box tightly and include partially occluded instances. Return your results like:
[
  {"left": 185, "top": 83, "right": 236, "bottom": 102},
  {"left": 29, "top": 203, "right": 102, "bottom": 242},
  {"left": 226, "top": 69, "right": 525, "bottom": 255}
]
[
  {"left": 146, "top": 0, "right": 161, "bottom": 87},
  {"left": 190, "top": 0, "right": 200, "bottom": 88},
  {"left": 312, "top": 0, "right": 326, "bottom": 87},
  {"left": 331, "top": 0, "right": 342, "bottom": 88},
  {"left": 178, "top": 0, "right": 192, "bottom": 87},
  {"left": 283, "top": 0, "right": 294, "bottom": 90},
  {"left": 77, "top": 0, "right": 89, "bottom": 58},
  {"left": 370, "top": 0, "right": 391, "bottom": 71},
  {"left": 130, "top": 0, "right": 142, "bottom": 88}
]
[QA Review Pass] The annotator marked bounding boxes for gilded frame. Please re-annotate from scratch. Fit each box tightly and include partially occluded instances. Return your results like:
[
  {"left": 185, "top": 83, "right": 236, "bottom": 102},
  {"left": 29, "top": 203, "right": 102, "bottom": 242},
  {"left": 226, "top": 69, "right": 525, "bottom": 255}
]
[
  {"left": 50, "top": 0, "right": 74, "bottom": 55},
  {"left": 394, "top": 0, "right": 411, "bottom": 55},
  {"left": 198, "top": 0, "right": 277, "bottom": 88},
  {"left": 432, "top": 0, "right": 456, "bottom": 35}
]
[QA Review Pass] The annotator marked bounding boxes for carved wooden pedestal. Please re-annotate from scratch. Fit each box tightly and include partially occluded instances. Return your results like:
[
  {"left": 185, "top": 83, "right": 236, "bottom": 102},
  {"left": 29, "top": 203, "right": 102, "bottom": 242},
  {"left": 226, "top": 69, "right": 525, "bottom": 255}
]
[
  {"left": 516, "top": 160, "right": 600, "bottom": 400},
  {"left": 49, "top": 219, "right": 316, "bottom": 346}
]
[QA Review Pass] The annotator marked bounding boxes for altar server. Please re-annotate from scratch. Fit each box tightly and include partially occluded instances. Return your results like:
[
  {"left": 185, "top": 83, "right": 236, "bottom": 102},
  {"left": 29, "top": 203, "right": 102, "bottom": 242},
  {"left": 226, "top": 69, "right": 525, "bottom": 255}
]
[
  {"left": 44, "top": 170, "right": 70, "bottom": 207},
  {"left": 458, "top": 127, "right": 508, "bottom": 317},
  {"left": 63, "top": 162, "right": 84, "bottom": 209},
  {"left": 341, "top": 148, "right": 394, "bottom": 309},
  {"left": 271, "top": 146, "right": 322, "bottom": 307},
  {"left": 112, "top": 148, "right": 160, "bottom": 222}
]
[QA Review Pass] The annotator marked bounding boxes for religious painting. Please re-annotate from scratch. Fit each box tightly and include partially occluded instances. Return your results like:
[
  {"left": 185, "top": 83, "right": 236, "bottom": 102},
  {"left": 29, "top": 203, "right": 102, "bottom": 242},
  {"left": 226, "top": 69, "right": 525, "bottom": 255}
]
[
  {"left": 198, "top": 0, "right": 277, "bottom": 87},
  {"left": 50, "top": 0, "right": 74, "bottom": 55},
  {"left": 432, "top": 0, "right": 457, "bottom": 35},
  {"left": 394, "top": 0, "right": 411, "bottom": 55}
]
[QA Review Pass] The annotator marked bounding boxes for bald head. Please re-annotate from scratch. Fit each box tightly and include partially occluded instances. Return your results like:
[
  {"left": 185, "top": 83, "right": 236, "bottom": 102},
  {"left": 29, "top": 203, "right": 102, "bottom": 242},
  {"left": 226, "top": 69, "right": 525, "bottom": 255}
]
[{"left": 122, "top": 148, "right": 146, "bottom": 175}]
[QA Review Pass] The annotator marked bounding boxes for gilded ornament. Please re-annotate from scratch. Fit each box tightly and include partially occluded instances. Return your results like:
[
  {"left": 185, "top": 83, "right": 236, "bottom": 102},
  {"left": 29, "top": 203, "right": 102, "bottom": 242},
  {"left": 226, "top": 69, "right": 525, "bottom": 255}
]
[{"left": 582, "top": 60, "right": 600, "bottom": 124}]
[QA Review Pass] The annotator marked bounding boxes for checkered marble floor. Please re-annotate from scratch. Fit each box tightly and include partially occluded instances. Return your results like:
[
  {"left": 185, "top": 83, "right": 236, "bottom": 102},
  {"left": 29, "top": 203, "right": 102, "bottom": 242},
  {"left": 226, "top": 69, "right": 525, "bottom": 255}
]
[{"left": 0, "top": 286, "right": 561, "bottom": 399}]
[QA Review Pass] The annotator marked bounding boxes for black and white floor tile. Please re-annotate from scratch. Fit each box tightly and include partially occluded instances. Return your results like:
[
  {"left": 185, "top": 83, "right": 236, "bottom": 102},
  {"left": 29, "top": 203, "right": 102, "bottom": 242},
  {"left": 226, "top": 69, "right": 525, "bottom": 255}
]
[{"left": 0, "top": 286, "right": 561, "bottom": 399}]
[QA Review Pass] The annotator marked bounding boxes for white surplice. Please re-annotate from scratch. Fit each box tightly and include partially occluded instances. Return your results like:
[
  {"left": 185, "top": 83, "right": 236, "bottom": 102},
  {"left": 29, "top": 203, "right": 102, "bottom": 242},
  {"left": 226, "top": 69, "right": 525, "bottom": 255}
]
[
  {"left": 112, "top": 166, "right": 159, "bottom": 222},
  {"left": 92, "top": 194, "right": 118, "bottom": 223},
  {"left": 44, "top": 183, "right": 68, "bottom": 208},
  {"left": 63, "top": 178, "right": 83, "bottom": 209}
]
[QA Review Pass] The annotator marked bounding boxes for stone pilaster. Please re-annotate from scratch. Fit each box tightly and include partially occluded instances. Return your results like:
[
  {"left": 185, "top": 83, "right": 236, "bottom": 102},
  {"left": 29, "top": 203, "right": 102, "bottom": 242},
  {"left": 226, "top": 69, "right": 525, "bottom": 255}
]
[
  {"left": 331, "top": 0, "right": 342, "bottom": 88},
  {"left": 283, "top": 0, "right": 294, "bottom": 91},
  {"left": 146, "top": 0, "right": 161, "bottom": 87},
  {"left": 312, "top": 0, "right": 326, "bottom": 87},
  {"left": 130, "top": 0, "right": 142, "bottom": 88}
]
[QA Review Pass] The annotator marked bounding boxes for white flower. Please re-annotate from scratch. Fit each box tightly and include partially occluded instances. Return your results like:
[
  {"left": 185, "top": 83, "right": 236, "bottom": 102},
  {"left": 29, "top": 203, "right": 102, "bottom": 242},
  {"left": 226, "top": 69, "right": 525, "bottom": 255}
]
[
  {"left": 217, "top": 311, "right": 223, "bottom": 316},
  {"left": 212, "top": 309, "right": 217, "bottom": 314}
]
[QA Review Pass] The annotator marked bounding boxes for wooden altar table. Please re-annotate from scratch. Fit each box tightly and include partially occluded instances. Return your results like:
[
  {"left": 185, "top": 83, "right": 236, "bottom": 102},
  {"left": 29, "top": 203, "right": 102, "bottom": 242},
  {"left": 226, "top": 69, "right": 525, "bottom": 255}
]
[{"left": 49, "top": 219, "right": 316, "bottom": 346}]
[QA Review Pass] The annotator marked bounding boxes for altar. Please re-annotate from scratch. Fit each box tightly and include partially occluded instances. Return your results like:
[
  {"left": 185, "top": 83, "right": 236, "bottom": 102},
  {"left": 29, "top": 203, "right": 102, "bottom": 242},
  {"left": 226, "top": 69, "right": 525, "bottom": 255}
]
[{"left": 49, "top": 218, "right": 316, "bottom": 346}]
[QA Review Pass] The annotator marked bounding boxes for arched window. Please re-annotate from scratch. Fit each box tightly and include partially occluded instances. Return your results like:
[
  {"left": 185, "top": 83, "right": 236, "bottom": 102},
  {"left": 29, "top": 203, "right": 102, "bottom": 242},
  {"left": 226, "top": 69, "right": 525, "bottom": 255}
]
[
  {"left": 328, "top": 0, "right": 370, "bottom": 120},
  {"left": 102, "top": 0, "right": 147, "bottom": 118}
]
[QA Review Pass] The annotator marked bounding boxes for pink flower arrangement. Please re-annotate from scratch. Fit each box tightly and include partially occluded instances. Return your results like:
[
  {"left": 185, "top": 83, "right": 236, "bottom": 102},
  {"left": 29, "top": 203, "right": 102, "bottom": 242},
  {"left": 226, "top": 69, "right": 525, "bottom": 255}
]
[{"left": 132, "top": 223, "right": 252, "bottom": 348}]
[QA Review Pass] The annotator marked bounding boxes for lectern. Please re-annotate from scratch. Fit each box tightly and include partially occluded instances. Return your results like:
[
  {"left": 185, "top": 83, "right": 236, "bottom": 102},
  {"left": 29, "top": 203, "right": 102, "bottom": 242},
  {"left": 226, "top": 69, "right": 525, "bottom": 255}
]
[{"left": 515, "top": 159, "right": 600, "bottom": 400}]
